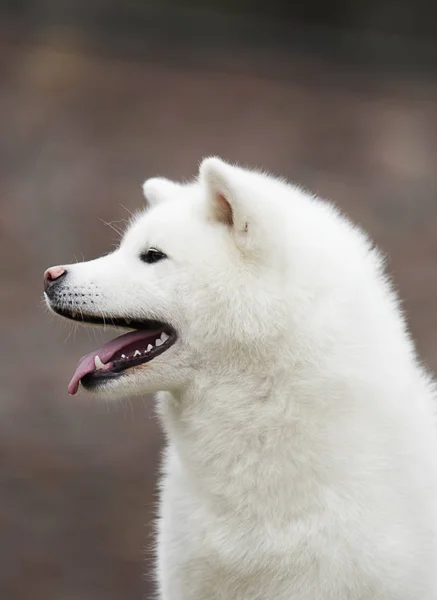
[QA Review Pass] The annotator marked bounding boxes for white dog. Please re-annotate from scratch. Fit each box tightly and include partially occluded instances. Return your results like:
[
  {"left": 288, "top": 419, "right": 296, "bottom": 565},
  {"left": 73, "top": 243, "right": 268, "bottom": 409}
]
[{"left": 44, "top": 158, "right": 437, "bottom": 599}]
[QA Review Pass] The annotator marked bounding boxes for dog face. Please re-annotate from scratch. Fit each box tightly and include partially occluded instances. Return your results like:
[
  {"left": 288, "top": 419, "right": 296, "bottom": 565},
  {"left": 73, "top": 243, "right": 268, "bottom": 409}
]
[{"left": 44, "top": 158, "right": 295, "bottom": 398}]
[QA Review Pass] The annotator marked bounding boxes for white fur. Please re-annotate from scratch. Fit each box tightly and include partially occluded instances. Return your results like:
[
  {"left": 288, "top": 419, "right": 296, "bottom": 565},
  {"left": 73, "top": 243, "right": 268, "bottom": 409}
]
[{"left": 49, "top": 158, "right": 437, "bottom": 599}]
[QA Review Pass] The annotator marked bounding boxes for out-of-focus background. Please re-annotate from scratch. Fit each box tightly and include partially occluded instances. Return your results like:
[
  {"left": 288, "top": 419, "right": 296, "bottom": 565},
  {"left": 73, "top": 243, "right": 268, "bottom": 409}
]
[{"left": 1, "top": 0, "right": 437, "bottom": 598}]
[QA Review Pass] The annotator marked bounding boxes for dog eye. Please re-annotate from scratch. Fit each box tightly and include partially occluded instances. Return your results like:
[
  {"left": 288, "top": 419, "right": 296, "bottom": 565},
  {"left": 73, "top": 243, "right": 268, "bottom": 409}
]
[{"left": 140, "top": 248, "right": 167, "bottom": 264}]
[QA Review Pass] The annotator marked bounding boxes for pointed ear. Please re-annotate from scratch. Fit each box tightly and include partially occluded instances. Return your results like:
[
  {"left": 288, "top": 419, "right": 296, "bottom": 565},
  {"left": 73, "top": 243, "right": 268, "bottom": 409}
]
[
  {"left": 199, "top": 157, "right": 248, "bottom": 233},
  {"left": 142, "top": 177, "right": 179, "bottom": 209}
]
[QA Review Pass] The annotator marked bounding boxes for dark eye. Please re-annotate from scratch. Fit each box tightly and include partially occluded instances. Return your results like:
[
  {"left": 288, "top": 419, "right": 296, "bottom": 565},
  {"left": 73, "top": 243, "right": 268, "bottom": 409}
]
[{"left": 140, "top": 248, "right": 167, "bottom": 264}]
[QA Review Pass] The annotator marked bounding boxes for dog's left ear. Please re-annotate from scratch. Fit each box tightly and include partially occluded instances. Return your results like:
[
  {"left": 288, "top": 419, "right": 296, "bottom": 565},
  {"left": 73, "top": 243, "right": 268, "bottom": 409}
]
[
  {"left": 142, "top": 177, "right": 180, "bottom": 209},
  {"left": 199, "top": 157, "right": 250, "bottom": 235}
]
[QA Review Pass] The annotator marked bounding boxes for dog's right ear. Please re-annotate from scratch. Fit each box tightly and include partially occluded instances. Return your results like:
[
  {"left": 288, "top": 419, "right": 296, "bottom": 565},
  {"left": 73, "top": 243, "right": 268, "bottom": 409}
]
[
  {"left": 199, "top": 157, "right": 286, "bottom": 260},
  {"left": 199, "top": 157, "right": 246, "bottom": 231},
  {"left": 142, "top": 178, "right": 179, "bottom": 209}
]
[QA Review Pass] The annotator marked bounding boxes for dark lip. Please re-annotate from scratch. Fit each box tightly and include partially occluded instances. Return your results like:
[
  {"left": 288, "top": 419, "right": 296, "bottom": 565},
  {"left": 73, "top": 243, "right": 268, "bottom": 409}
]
[
  {"left": 48, "top": 302, "right": 168, "bottom": 332},
  {"left": 81, "top": 370, "right": 123, "bottom": 390}
]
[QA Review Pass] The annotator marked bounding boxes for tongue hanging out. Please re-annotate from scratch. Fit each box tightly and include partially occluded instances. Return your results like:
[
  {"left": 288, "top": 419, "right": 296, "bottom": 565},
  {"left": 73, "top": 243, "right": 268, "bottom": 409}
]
[{"left": 68, "top": 327, "right": 172, "bottom": 395}]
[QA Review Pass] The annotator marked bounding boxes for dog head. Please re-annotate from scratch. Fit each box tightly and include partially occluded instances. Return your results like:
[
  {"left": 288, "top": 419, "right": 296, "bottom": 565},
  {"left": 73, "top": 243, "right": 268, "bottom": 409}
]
[{"left": 44, "top": 157, "right": 377, "bottom": 398}]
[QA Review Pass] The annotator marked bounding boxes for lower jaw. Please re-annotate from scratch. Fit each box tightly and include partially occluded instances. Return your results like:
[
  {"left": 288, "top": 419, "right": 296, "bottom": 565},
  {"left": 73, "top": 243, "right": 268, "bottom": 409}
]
[
  {"left": 80, "top": 337, "right": 178, "bottom": 391},
  {"left": 81, "top": 369, "right": 124, "bottom": 390}
]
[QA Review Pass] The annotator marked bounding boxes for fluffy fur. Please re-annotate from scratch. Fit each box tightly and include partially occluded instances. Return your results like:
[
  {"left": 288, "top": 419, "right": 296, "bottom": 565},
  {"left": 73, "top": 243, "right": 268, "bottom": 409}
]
[{"left": 46, "top": 158, "right": 437, "bottom": 599}]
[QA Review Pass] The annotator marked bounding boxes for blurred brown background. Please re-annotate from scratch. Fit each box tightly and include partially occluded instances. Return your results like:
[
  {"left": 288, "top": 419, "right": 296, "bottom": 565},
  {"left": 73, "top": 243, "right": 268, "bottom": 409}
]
[{"left": 1, "top": 1, "right": 437, "bottom": 598}]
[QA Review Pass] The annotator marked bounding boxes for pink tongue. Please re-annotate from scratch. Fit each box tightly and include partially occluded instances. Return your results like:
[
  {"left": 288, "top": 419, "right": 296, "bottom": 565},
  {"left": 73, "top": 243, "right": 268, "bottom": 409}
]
[{"left": 68, "top": 329, "right": 162, "bottom": 395}]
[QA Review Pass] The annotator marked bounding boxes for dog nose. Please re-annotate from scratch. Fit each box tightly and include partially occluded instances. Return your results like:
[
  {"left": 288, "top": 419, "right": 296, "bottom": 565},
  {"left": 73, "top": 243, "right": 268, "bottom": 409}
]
[{"left": 44, "top": 266, "right": 67, "bottom": 292}]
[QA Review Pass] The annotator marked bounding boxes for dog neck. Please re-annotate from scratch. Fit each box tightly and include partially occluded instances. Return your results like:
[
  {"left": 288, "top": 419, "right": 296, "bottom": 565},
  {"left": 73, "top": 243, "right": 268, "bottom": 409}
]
[{"left": 156, "top": 370, "right": 333, "bottom": 520}]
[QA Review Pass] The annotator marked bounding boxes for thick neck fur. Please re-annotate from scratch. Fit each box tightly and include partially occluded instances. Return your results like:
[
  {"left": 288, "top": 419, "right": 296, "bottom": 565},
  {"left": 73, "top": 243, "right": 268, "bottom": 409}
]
[{"left": 157, "top": 330, "right": 420, "bottom": 526}]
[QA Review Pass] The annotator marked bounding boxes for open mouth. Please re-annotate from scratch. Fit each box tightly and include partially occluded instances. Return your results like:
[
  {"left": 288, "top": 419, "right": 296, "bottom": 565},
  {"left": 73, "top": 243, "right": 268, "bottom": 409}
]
[{"left": 53, "top": 307, "right": 176, "bottom": 395}]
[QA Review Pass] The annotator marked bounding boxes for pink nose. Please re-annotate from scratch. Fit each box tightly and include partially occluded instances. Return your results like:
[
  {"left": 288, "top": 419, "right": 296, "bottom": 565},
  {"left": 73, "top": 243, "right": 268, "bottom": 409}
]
[{"left": 44, "top": 266, "right": 66, "bottom": 292}]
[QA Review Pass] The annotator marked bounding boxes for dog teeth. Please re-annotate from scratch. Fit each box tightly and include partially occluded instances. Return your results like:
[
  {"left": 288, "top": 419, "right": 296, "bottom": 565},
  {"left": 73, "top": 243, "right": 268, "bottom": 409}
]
[
  {"left": 121, "top": 354, "right": 126, "bottom": 359},
  {"left": 161, "top": 332, "right": 169, "bottom": 342},
  {"left": 155, "top": 338, "right": 163, "bottom": 347},
  {"left": 147, "top": 344, "right": 153, "bottom": 352},
  {"left": 134, "top": 350, "right": 141, "bottom": 357},
  {"left": 94, "top": 355, "right": 105, "bottom": 370},
  {"left": 71, "top": 311, "right": 77, "bottom": 318}
]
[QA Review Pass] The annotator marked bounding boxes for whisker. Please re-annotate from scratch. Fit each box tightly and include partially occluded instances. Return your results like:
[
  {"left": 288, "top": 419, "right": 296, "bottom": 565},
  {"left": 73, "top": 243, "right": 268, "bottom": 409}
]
[
  {"left": 99, "top": 218, "right": 124, "bottom": 236},
  {"left": 63, "top": 324, "right": 75, "bottom": 344},
  {"left": 120, "top": 204, "right": 134, "bottom": 218}
]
